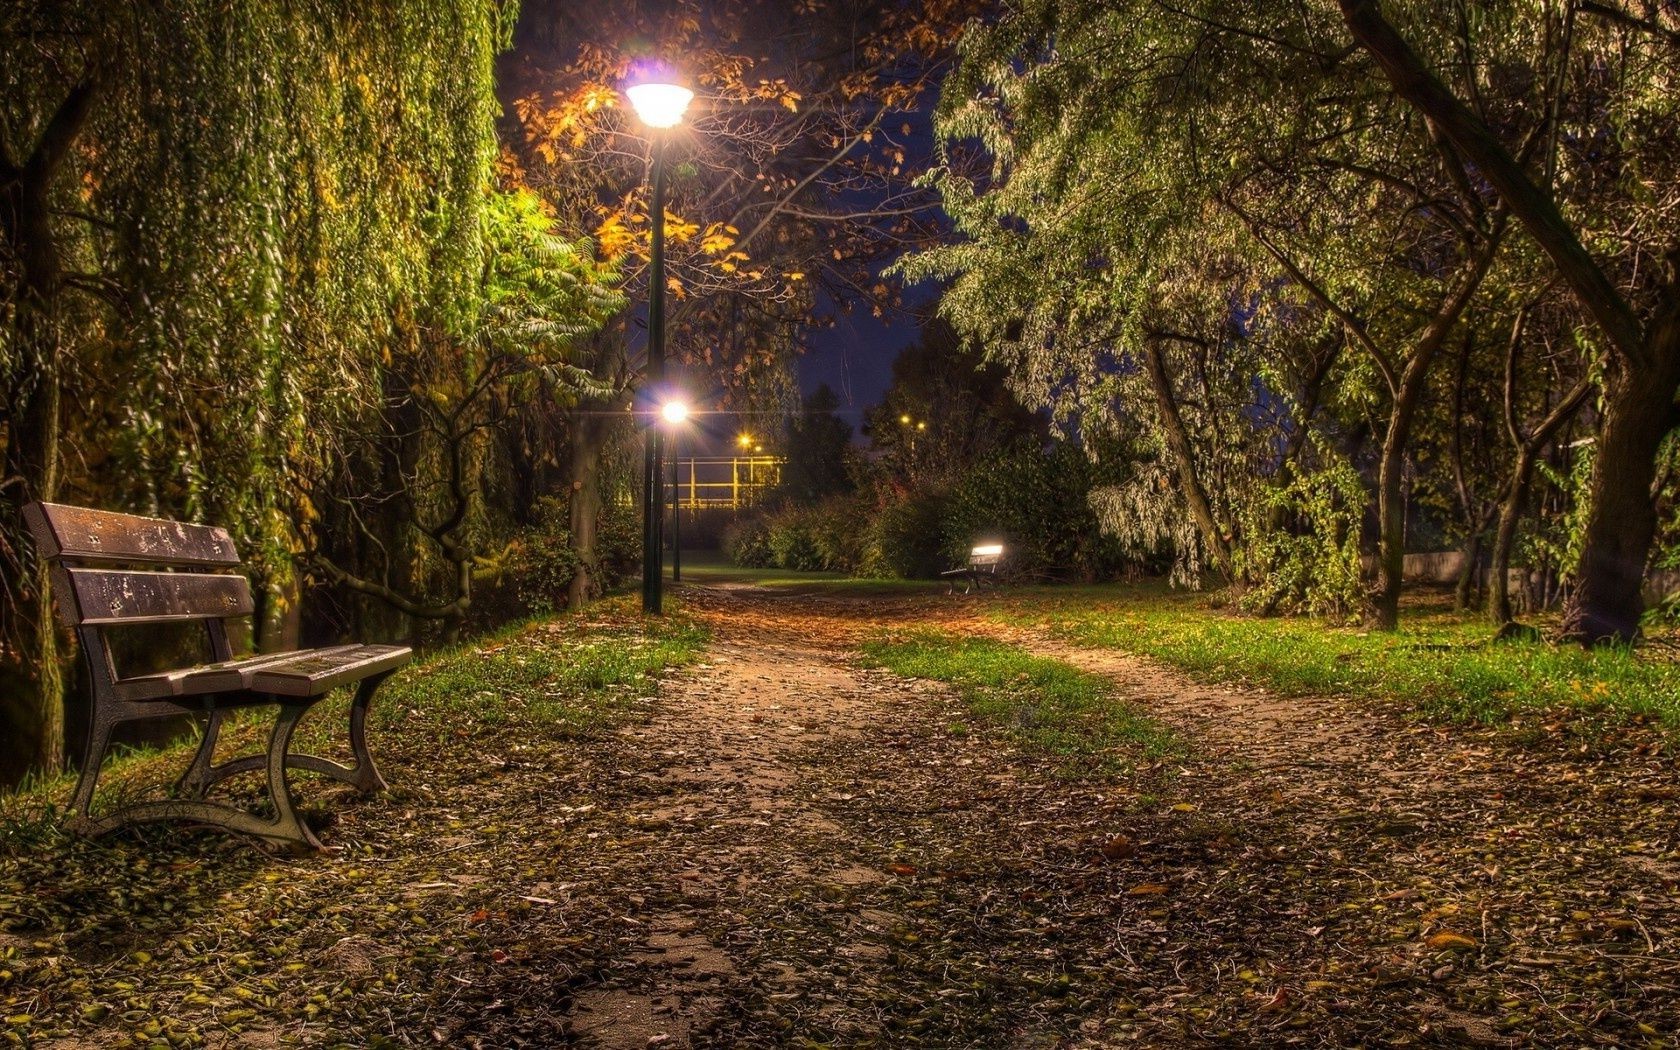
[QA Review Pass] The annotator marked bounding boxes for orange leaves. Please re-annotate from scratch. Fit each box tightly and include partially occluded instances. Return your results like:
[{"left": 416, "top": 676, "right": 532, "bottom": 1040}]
[
  {"left": 699, "top": 222, "right": 739, "bottom": 256},
  {"left": 594, "top": 212, "right": 634, "bottom": 260},
  {"left": 662, "top": 209, "right": 699, "bottom": 244}
]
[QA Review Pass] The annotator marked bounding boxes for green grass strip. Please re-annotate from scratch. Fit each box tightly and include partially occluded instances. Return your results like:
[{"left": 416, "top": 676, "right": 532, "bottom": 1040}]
[
  {"left": 995, "top": 586, "right": 1680, "bottom": 730},
  {"left": 860, "top": 627, "right": 1180, "bottom": 774}
]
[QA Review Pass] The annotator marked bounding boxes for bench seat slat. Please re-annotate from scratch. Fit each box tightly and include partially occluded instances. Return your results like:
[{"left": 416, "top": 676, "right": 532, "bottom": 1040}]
[
  {"left": 60, "top": 567, "right": 254, "bottom": 626},
  {"left": 249, "top": 645, "right": 412, "bottom": 698},
  {"left": 24, "top": 502, "right": 240, "bottom": 566},
  {"left": 113, "top": 646, "right": 363, "bottom": 702}
]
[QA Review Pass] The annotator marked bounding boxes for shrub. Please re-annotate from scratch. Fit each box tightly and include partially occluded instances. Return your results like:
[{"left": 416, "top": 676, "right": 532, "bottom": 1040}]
[
  {"left": 765, "top": 505, "right": 824, "bottom": 571},
  {"left": 723, "top": 515, "right": 775, "bottom": 568},
  {"left": 1231, "top": 460, "right": 1366, "bottom": 621},
  {"left": 943, "top": 442, "right": 1125, "bottom": 581},
  {"left": 863, "top": 489, "right": 951, "bottom": 578},
  {"left": 593, "top": 501, "right": 642, "bottom": 589}
]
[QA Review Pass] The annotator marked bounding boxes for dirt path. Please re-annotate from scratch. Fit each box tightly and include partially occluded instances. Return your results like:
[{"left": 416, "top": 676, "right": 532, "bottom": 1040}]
[
  {"left": 7, "top": 583, "right": 1680, "bottom": 1046},
  {"left": 565, "top": 584, "right": 1680, "bottom": 1047}
]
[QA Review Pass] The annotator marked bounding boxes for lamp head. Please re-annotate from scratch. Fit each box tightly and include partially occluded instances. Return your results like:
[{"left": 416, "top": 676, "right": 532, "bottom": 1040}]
[
  {"left": 661, "top": 400, "right": 690, "bottom": 425},
  {"left": 627, "top": 80, "right": 693, "bottom": 129}
]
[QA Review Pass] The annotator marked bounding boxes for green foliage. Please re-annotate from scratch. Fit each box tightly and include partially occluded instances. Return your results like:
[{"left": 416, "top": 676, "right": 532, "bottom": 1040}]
[
  {"left": 944, "top": 442, "right": 1123, "bottom": 581},
  {"left": 860, "top": 628, "right": 1180, "bottom": 774},
  {"left": 1231, "top": 460, "right": 1369, "bottom": 621},
  {"left": 477, "top": 188, "right": 624, "bottom": 393},
  {"left": 722, "top": 516, "right": 775, "bottom": 569}
]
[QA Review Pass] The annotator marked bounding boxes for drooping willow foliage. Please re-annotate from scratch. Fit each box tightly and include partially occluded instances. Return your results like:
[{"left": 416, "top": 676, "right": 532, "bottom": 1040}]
[
  {"left": 0, "top": 0, "right": 611, "bottom": 778},
  {"left": 905, "top": 0, "right": 1680, "bottom": 640}
]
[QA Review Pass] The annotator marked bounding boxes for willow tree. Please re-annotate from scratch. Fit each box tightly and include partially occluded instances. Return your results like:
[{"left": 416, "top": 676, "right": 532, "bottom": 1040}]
[
  {"left": 902, "top": 0, "right": 1380, "bottom": 599},
  {"left": 0, "top": 1, "right": 507, "bottom": 779}
]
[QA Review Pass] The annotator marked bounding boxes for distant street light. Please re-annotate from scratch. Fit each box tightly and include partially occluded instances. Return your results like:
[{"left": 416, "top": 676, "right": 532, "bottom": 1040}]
[{"left": 629, "top": 69, "right": 693, "bottom": 616}]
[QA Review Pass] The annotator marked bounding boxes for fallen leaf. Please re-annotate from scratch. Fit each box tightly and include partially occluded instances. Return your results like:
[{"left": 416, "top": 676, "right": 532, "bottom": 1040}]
[
  {"left": 1426, "top": 932, "right": 1477, "bottom": 952},
  {"left": 1101, "top": 835, "right": 1136, "bottom": 860}
]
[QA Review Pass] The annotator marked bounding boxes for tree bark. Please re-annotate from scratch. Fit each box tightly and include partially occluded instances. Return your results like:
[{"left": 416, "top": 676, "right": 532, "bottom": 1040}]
[
  {"left": 1562, "top": 314, "right": 1680, "bottom": 641},
  {"left": 0, "top": 72, "right": 103, "bottom": 779},
  {"left": 1141, "top": 337, "right": 1234, "bottom": 580},
  {"left": 566, "top": 405, "right": 611, "bottom": 609}
]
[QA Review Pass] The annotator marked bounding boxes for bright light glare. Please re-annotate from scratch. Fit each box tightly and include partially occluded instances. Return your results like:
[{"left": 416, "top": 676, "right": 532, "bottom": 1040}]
[
  {"left": 898, "top": 414, "right": 912, "bottom": 425},
  {"left": 661, "top": 401, "right": 690, "bottom": 424},
  {"left": 973, "top": 544, "right": 1004, "bottom": 556},
  {"left": 737, "top": 433, "right": 753, "bottom": 447},
  {"left": 627, "top": 83, "right": 693, "bottom": 128}
]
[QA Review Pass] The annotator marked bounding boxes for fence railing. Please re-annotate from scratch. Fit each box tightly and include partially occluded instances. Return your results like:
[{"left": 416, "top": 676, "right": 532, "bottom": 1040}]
[{"left": 669, "top": 455, "right": 784, "bottom": 510}]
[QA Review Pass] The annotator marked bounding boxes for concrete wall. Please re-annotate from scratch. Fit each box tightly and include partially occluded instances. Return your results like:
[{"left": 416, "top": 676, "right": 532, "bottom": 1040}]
[{"left": 1370, "top": 551, "right": 1680, "bottom": 607}]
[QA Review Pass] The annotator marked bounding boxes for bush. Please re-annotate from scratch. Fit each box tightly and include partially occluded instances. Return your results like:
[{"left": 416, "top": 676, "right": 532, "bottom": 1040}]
[
  {"left": 723, "top": 515, "right": 774, "bottom": 568},
  {"left": 471, "top": 497, "right": 578, "bottom": 625},
  {"left": 1231, "top": 460, "right": 1366, "bottom": 621},
  {"left": 863, "top": 490, "right": 951, "bottom": 578},
  {"left": 593, "top": 501, "right": 641, "bottom": 589},
  {"left": 943, "top": 442, "right": 1125, "bottom": 581}
]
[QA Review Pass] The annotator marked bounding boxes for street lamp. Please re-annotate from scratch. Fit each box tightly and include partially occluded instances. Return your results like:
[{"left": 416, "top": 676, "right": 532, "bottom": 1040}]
[
  {"left": 662, "top": 400, "right": 690, "bottom": 583},
  {"left": 629, "top": 70, "right": 693, "bottom": 615}
]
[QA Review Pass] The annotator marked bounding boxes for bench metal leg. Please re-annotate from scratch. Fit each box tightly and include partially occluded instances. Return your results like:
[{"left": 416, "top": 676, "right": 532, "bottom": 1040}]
[
  {"left": 176, "top": 710, "right": 226, "bottom": 799},
  {"left": 197, "top": 672, "right": 392, "bottom": 795},
  {"left": 65, "top": 716, "right": 116, "bottom": 831},
  {"left": 74, "top": 702, "right": 326, "bottom": 851}
]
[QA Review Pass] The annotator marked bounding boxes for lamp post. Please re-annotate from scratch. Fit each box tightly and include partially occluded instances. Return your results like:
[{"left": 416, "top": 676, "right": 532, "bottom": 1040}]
[
  {"left": 662, "top": 400, "right": 689, "bottom": 583},
  {"left": 628, "top": 74, "right": 693, "bottom": 615}
]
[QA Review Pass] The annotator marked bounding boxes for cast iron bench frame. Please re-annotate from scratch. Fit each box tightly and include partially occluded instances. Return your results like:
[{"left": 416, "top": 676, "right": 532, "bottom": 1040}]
[
  {"left": 941, "top": 543, "right": 1005, "bottom": 594},
  {"left": 24, "top": 501, "right": 411, "bottom": 851}
]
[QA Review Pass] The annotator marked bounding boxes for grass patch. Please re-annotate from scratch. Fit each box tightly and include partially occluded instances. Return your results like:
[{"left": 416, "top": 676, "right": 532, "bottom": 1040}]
[
  {"left": 993, "top": 584, "right": 1680, "bottom": 730},
  {"left": 0, "top": 596, "right": 707, "bottom": 854},
  {"left": 860, "top": 627, "right": 1180, "bottom": 774}
]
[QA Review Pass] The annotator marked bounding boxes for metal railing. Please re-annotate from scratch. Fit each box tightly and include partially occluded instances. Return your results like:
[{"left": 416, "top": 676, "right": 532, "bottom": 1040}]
[{"left": 670, "top": 455, "right": 784, "bottom": 509}]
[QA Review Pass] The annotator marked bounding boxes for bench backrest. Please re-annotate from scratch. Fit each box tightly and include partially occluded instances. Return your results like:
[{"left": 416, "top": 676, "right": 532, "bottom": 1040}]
[
  {"left": 969, "top": 544, "right": 1004, "bottom": 568},
  {"left": 23, "top": 502, "right": 252, "bottom": 628}
]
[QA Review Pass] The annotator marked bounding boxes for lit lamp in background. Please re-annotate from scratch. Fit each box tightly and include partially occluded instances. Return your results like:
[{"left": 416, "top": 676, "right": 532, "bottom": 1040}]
[
  {"left": 628, "top": 69, "right": 693, "bottom": 616},
  {"left": 662, "top": 400, "right": 690, "bottom": 583}
]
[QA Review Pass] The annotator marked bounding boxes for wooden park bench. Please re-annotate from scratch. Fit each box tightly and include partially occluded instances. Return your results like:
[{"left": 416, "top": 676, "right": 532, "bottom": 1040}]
[
  {"left": 23, "top": 502, "right": 411, "bottom": 851},
  {"left": 941, "top": 543, "right": 1005, "bottom": 595}
]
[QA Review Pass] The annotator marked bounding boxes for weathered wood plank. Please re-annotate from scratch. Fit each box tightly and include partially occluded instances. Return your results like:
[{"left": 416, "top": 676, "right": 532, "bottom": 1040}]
[
  {"left": 249, "top": 645, "right": 412, "bottom": 697},
  {"left": 61, "top": 567, "right": 254, "bottom": 626},
  {"left": 24, "top": 502, "right": 240, "bottom": 566},
  {"left": 113, "top": 646, "right": 362, "bottom": 701}
]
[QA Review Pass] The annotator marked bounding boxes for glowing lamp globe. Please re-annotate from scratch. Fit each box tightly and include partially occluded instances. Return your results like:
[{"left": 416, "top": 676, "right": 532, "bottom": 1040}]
[
  {"left": 661, "top": 401, "right": 690, "bottom": 425},
  {"left": 627, "top": 82, "right": 693, "bottom": 129}
]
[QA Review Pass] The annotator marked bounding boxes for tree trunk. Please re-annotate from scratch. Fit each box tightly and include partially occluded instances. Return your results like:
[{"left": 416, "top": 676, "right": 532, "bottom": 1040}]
[
  {"left": 0, "top": 86, "right": 102, "bottom": 779},
  {"left": 1, "top": 366, "right": 66, "bottom": 778},
  {"left": 1141, "top": 339, "right": 1233, "bottom": 580},
  {"left": 566, "top": 406, "right": 611, "bottom": 610},
  {"left": 1562, "top": 310, "right": 1680, "bottom": 643},
  {"left": 1370, "top": 411, "right": 1408, "bottom": 629},
  {"left": 1454, "top": 526, "right": 1483, "bottom": 611},
  {"left": 1489, "top": 445, "right": 1537, "bottom": 627}
]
